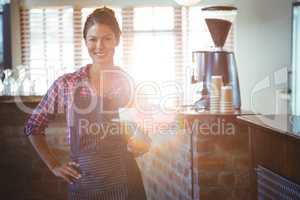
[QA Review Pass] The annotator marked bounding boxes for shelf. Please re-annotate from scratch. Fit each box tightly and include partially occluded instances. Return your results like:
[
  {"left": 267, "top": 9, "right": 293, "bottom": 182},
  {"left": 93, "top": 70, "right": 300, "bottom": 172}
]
[{"left": 0, "top": 95, "right": 42, "bottom": 103}]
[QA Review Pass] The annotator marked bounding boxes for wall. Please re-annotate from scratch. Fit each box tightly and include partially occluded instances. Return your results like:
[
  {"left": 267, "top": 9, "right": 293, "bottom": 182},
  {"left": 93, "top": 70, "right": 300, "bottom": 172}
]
[
  {"left": 292, "top": 3, "right": 300, "bottom": 115},
  {"left": 235, "top": 0, "right": 293, "bottom": 114}
]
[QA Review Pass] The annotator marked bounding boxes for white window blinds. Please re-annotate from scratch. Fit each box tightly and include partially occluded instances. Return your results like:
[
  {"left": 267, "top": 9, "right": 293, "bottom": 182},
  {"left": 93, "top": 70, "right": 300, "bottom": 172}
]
[
  {"left": 131, "top": 7, "right": 175, "bottom": 83},
  {"left": 20, "top": 7, "right": 74, "bottom": 93}
]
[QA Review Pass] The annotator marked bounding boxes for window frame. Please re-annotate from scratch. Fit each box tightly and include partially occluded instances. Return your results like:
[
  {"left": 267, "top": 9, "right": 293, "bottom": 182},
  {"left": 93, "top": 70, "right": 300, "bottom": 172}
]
[{"left": 0, "top": 3, "right": 12, "bottom": 69}]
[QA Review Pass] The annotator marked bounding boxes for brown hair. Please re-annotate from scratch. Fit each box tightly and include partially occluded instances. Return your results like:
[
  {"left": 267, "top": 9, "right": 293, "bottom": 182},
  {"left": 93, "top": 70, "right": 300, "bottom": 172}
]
[{"left": 83, "top": 7, "right": 121, "bottom": 44}]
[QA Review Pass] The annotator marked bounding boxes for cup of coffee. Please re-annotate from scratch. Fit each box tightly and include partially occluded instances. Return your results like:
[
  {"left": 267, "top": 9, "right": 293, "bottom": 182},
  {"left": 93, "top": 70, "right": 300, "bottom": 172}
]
[{"left": 127, "top": 123, "right": 151, "bottom": 155}]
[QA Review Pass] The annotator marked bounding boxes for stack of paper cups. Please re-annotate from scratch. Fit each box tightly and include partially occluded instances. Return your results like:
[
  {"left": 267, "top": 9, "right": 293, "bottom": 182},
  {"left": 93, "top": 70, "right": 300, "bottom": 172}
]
[
  {"left": 220, "top": 85, "right": 234, "bottom": 113},
  {"left": 210, "top": 76, "right": 223, "bottom": 113}
]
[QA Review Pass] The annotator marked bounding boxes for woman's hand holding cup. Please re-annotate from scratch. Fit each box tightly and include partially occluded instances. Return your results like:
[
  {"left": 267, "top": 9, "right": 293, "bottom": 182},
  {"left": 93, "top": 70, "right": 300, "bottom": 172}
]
[{"left": 127, "top": 125, "right": 151, "bottom": 156}]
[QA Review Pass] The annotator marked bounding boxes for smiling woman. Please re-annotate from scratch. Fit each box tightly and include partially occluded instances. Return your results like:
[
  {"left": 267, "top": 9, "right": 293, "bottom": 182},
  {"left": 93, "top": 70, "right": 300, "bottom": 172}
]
[
  {"left": 24, "top": 7, "right": 148, "bottom": 200},
  {"left": 84, "top": 22, "right": 119, "bottom": 69}
]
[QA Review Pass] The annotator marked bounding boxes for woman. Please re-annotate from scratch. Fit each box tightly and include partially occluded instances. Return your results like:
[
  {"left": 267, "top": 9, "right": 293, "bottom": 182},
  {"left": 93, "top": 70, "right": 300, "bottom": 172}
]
[{"left": 24, "top": 7, "right": 148, "bottom": 200}]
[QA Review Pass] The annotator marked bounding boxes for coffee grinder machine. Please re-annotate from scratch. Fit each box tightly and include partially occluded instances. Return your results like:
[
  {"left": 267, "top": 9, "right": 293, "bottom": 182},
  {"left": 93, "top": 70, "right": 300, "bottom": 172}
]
[{"left": 191, "top": 6, "right": 241, "bottom": 112}]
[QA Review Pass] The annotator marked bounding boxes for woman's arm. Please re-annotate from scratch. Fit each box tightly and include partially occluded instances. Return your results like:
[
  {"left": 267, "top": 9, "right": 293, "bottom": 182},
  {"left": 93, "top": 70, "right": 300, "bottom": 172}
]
[
  {"left": 29, "top": 134, "right": 81, "bottom": 183},
  {"left": 28, "top": 134, "right": 60, "bottom": 170},
  {"left": 25, "top": 77, "right": 80, "bottom": 183}
]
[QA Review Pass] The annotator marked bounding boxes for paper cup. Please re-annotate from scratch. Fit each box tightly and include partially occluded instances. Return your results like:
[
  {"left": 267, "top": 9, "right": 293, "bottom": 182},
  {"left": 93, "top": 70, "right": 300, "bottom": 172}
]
[
  {"left": 211, "top": 76, "right": 224, "bottom": 96},
  {"left": 221, "top": 86, "right": 233, "bottom": 101},
  {"left": 127, "top": 125, "right": 152, "bottom": 153}
]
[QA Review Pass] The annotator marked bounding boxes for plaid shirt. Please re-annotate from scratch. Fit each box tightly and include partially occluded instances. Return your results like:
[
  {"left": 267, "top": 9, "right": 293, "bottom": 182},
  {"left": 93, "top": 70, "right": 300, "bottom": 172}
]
[{"left": 24, "top": 64, "right": 134, "bottom": 138}]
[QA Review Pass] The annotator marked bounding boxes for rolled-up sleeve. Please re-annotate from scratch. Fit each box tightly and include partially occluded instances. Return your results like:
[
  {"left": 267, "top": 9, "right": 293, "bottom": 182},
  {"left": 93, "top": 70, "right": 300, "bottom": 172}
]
[{"left": 24, "top": 77, "right": 66, "bottom": 136}]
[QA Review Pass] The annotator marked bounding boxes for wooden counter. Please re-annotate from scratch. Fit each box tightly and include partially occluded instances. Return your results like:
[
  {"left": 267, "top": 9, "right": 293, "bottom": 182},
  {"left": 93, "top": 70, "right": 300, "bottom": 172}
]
[
  {"left": 0, "top": 101, "right": 69, "bottom": 199},
  {"left": 237, "top": 114, "right": 300, "bottom": 139},
  {"left": 237, "top": 115, "right": 300, "bottom": 200},
  {"left": 0, "top": 95, "right": 42, "bottom": 103}
]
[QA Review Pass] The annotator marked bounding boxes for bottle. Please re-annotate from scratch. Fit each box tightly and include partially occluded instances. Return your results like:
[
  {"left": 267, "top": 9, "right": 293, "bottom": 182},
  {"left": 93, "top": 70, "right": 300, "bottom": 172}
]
[
  {"left": 21, "top": 69, "right": 32, "bottom": 95},
  {"left": 0, "top": 78, "right": 4, "bottom": 95},
  {"left": 3, "top": 69, "right": 12, "bottom": 95}
]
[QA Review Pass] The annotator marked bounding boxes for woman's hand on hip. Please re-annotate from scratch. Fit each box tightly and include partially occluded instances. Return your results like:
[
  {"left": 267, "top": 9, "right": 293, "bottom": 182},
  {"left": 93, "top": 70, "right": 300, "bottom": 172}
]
[{"left": 51, "top": 162, "right": 81, "bottom": 184}]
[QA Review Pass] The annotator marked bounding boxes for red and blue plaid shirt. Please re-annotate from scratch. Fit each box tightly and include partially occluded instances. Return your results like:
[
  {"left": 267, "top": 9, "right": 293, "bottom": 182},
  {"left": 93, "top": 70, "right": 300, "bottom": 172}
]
[{"left": 24, "top": 64, "right": 134, "bottom": 139}]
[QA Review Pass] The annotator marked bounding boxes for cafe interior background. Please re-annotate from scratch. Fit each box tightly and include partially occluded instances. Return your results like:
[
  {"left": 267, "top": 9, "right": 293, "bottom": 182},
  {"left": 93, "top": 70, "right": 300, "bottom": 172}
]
[{"left": 0, "top": 0, "right": 300, "bottom": 199}]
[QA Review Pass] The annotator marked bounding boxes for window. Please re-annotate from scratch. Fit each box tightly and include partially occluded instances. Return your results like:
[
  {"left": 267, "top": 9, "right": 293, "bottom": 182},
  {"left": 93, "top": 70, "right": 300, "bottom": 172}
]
[
  {"left": 20, "top": 6, "right": 234, "bottom": 106},
  {"left": 20, "top": 7, "right": 74, "bottom": 93},
  {"left": 131, "top": 7, "right": 175, "bottom": 82}
]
